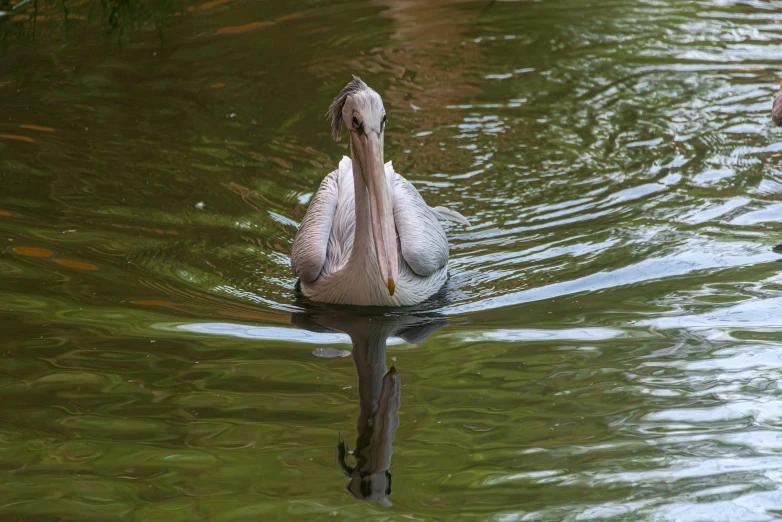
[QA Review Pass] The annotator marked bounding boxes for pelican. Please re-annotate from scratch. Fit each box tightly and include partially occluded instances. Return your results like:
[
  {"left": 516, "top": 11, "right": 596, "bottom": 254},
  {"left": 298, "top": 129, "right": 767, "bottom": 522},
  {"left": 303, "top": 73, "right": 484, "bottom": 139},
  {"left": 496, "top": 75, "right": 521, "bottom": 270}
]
[
  {"left": 291, "top": 77, "right": 468, "bottom": 307},
  {"left": 774, "top": 81, "right": 782, "bottom": 127}
]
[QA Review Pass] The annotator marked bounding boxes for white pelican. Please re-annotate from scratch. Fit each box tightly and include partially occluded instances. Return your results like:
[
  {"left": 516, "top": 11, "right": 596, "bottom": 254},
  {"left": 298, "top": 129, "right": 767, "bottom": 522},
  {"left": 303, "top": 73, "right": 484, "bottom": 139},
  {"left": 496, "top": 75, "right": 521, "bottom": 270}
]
[{"left": 291, "top": 77, "right": 469, "bottom": 306}]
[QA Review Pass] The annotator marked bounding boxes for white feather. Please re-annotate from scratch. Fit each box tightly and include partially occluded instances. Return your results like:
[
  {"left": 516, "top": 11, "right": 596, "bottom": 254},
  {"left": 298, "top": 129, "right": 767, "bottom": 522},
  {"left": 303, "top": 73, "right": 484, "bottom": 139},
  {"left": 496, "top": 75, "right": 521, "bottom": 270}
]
[{"left": 431, "top": 206, "right": 471, "bottom": 227}]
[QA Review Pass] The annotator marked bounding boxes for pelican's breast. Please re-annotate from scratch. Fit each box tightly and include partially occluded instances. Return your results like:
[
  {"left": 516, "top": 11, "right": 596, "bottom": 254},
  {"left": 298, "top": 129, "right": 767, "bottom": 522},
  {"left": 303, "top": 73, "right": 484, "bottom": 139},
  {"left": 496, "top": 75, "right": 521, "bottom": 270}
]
[{"left": 299, "top": 157, "right": 449, "bottom": 307}]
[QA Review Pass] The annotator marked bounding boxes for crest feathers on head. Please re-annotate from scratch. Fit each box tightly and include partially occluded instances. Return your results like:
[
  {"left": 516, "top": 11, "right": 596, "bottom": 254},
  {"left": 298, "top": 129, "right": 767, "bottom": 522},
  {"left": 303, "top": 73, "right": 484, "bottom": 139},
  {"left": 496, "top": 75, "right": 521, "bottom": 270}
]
[{"left": 327, "top": 76, "right": 369, "bottom": 141}]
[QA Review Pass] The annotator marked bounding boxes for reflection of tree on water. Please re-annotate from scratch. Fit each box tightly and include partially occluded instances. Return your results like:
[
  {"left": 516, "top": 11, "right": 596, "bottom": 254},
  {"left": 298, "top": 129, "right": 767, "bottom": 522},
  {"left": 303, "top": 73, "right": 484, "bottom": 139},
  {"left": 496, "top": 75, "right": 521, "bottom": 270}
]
[
  {"left": 0, "top": 0, "right": 186, "bottom": 41},
  {"left": 292, "top": 310, "right": 446, "bottom": 506}
]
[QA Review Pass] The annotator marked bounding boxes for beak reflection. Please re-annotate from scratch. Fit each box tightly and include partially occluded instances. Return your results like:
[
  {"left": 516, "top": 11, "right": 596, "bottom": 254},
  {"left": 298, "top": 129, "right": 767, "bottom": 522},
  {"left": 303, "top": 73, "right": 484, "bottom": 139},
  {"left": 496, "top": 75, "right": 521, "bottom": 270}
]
[{"left": 291, "top": 310, "right": 448, "bottom": 506}]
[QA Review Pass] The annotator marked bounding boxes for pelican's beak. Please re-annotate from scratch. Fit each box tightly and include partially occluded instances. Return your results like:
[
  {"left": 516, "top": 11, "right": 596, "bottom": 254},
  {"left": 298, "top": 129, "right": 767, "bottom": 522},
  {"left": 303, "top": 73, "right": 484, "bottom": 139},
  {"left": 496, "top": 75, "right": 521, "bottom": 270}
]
[{"left": 352, "top": 131, "right": 399, "bottom": 297}]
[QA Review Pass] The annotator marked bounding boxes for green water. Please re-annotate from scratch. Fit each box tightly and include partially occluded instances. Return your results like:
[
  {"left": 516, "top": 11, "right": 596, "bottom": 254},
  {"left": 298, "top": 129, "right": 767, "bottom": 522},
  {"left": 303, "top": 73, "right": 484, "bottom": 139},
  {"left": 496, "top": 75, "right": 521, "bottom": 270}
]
[{"left": 2, "top": 0, "right": 782, "bottom": 519}]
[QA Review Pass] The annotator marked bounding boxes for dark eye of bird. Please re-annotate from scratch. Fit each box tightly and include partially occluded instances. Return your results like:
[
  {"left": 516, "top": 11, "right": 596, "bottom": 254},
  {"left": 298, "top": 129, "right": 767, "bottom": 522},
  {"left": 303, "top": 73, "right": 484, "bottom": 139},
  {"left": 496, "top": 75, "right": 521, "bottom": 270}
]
[
  {"left": 352, "top": 116, "right": 360, "bottom": 128},
  {"left": 360, "top": 479, "right": 371, "bottom": 499},
  {"left": 381, "top": 114, "right": 387, "bottom": 125}
]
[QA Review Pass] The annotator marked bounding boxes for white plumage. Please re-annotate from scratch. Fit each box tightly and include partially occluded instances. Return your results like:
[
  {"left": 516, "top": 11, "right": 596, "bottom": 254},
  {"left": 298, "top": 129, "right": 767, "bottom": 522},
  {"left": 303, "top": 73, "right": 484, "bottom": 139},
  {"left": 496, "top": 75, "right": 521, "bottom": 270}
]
[{"left": 291, "top": 78, "right": 468, "bottom": 307}]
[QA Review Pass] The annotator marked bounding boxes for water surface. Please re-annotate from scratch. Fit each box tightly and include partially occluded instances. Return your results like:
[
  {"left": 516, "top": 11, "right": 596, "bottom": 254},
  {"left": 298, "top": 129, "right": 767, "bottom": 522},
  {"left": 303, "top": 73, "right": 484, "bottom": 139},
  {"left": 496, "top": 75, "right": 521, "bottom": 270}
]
[{"left": 2, "top": 0, "right": 782, "bottom": 519}]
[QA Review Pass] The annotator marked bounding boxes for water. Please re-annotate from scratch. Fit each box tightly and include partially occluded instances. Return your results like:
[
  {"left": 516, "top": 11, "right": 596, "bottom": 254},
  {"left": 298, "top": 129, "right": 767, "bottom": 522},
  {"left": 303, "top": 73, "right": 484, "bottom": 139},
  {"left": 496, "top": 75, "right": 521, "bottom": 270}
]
[{"left": 2, "top": 0, "right": 782, "bottom": 519}]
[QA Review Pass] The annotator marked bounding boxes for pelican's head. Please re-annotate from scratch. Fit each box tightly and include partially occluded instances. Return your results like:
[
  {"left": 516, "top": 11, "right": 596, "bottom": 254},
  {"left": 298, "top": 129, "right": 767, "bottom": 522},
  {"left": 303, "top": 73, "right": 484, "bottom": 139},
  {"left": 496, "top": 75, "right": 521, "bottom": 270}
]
[
  {"left": 346, "top": 470, "right": 393, "bottom": 507},
  {"left": 328, "top": 77, "right": 398, "bottom": 296}
]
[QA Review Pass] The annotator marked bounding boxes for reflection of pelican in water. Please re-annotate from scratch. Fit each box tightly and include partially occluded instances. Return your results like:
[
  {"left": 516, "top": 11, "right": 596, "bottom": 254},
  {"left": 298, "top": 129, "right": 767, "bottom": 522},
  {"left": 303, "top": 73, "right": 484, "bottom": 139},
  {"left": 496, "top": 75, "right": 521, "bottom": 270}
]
[{"left": 292, "top": 310, "right": 447, "bottom": 506}]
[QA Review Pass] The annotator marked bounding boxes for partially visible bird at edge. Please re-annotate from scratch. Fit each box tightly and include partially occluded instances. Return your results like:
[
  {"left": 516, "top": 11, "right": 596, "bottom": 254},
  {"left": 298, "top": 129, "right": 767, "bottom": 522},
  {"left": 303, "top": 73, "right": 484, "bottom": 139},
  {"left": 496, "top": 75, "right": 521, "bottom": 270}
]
[
  {"left": 773, "top": 81, "right": 782, "bottom": 127},
  {"left": 290, "top": 77, "right": 469, "bottom": 306}
]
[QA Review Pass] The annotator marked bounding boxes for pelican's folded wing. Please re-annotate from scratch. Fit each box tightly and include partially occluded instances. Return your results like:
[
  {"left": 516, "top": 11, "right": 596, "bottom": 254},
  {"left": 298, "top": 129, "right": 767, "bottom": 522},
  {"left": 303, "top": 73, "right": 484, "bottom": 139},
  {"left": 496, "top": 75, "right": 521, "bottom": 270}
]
[
  {"left": 391, "top": 166, "right": 449, "bottom": 277},
  {"left": 291, "top": 168, "right": 340, "bottom": 283},
  {"left": 430, "top": 205, "right": 470, "bottom": 226}
]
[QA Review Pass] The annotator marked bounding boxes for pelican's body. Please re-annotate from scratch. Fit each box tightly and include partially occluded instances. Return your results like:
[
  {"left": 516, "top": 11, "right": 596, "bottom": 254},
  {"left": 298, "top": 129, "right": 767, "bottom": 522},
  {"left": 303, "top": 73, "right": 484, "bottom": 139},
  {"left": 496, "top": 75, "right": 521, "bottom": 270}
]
[{"left": 291, "top": 78, "right": 467, "bottom": 306}]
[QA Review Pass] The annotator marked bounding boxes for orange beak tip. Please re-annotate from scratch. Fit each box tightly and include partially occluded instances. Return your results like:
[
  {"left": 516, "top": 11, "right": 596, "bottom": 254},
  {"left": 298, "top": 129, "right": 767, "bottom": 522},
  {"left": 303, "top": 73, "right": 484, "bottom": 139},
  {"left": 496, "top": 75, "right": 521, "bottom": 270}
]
[{"left": 388, "top": 278, "right": 395, "bottom": 297}]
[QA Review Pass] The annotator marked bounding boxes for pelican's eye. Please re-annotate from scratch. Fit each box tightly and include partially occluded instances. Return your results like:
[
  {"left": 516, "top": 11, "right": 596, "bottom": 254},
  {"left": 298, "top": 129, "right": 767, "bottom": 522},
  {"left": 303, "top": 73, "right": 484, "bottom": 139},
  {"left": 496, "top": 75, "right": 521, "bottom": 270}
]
[
  {"left": 381, "top": 113, "right": 387, "bottom": 130},
  {"left": 352, "top": 114, "right": 364, "bottom": 135},
  {"left": 360, "top": 478, "right": 372, "bottom": 499}
]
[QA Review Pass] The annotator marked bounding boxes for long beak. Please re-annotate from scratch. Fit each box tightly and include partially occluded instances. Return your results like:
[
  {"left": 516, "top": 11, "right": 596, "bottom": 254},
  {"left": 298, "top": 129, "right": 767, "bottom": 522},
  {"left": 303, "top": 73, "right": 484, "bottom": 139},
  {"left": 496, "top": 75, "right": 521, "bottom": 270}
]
[{"left": 353, "top": 132, "right": 399, "bottom": 296}]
